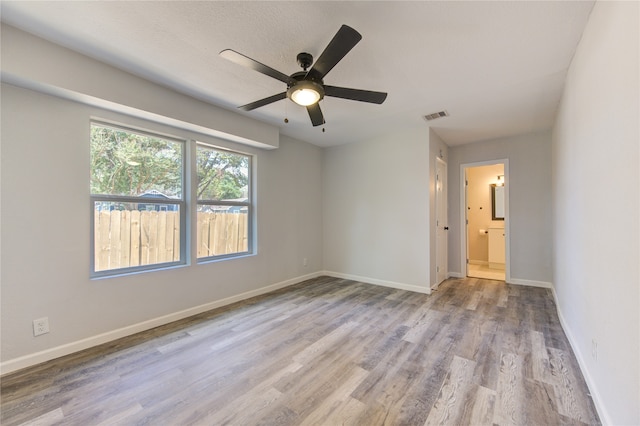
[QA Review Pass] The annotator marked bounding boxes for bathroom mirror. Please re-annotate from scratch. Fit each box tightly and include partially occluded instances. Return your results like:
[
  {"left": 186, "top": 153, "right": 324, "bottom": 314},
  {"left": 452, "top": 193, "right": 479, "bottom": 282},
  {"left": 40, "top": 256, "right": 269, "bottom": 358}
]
[{"left": 491, "top": 184, "right": 505, "bottom": 220}]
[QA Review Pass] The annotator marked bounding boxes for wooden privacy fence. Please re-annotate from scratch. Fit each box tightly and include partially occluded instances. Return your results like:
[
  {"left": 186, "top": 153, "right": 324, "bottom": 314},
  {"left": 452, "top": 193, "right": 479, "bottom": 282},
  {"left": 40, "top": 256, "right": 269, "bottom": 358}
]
[
  {"left": 94, "top": 210, "right": 248, "bottom": 271},
  {"left": 197, "top": 211, "right": 248, "bottom": 259}
]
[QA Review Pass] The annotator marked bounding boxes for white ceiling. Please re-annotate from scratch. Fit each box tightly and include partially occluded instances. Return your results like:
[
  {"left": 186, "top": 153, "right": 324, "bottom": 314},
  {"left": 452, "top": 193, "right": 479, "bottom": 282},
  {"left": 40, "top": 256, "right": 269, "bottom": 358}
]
[{"left": 1, "top": 1, "right": 594, "bottom": 148}]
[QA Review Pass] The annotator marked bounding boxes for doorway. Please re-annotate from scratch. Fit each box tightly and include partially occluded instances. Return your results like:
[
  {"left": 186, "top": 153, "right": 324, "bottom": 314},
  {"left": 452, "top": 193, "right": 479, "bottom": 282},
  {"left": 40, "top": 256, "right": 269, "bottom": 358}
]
[{"left": 461, "top": 161, "right": 509, "bottom": 281}]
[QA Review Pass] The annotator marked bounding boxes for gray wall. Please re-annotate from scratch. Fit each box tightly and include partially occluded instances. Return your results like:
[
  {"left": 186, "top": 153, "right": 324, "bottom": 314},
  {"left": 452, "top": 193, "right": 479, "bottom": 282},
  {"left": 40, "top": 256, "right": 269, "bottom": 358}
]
[
  {"left": 448, "top": 131, "right": 552, "bottom": 285},
  {"left": 323, "top": 128, "right": 432, "bottom": 292},
  {"left": 1, "top": 28, "right": 323, "bottom": 369},
  {"left": 552, "top": 1, "right": 639, "bottom": 423},
  {"left": 1, "top": 24, "right": 279, "bottom": 149}
]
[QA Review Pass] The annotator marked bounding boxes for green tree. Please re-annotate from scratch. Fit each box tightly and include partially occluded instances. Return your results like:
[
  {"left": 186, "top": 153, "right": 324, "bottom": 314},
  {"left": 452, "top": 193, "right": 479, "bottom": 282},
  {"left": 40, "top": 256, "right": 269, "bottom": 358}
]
[
  {"left": 196, "top": 147, "right": 249, "bottom": 201},
  {"left": 90, "top": 126, "right": 182, "bottom": 197},
  {"left": 90, "top": 125, "right": 249, "bottom": 200}
]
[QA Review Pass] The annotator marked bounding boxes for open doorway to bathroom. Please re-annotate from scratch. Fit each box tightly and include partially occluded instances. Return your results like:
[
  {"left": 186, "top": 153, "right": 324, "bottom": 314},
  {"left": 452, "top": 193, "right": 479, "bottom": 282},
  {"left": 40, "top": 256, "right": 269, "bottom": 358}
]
[{"left": 463, "top": 161, "right": 507, "bottom": 281}]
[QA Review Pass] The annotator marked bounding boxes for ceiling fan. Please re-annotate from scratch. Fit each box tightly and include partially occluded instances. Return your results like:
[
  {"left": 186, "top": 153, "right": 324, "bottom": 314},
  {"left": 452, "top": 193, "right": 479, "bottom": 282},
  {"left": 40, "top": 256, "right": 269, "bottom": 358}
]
[{"left": 220, "top": 25, "right": 387, "bottom": 127}]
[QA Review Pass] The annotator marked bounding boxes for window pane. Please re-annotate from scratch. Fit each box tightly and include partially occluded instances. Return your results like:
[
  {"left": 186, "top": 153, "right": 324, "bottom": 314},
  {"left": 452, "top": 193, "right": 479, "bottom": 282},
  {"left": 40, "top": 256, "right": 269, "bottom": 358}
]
[
  {"left": 91, "top": 125, "right": 183, "bottom": 198},
  {"left": 197, "top": 205, "right": 248, "bottom": 258},
  {"left": 196, "top": 145, "right": 249, "bottom": 202},
  {"left": 94, "top": 201, "right": 181, "bottom": 272}
]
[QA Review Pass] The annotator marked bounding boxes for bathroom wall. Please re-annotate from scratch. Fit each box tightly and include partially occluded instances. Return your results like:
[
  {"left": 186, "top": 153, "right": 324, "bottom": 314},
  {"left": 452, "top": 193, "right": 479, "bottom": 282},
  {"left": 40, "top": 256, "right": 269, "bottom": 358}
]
[{"left": 466, "top": 164, "right": 504, "bottom": 263}]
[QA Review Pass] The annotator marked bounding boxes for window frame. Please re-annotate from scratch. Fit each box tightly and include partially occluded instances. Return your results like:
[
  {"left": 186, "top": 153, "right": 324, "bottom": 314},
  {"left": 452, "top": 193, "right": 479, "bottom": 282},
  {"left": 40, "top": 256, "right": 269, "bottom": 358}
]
[
  {"left": 195, "top": 142, "right": 253, "bottom": 263},
  {"left": 90, "top": 122, "right": 187, "bottom": 278}
]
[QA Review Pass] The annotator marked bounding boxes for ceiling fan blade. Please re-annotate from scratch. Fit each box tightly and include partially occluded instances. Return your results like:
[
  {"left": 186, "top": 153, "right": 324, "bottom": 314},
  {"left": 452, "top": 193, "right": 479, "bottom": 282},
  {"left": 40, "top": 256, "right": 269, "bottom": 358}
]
[
  {"left": 324, "top": 86, "right": 388, "bottom": 104},
  {"left": 220, "top": 49, "right": 295, "bottom": 85},
  {"left": 239, "top": 92, "right": 287, "bottom": 111},
  {"left": 306, "top": 103, "right": 325, "bottom": 127},
  {"left": 306, "top": 25, "right": 362, "bottom": 81}
]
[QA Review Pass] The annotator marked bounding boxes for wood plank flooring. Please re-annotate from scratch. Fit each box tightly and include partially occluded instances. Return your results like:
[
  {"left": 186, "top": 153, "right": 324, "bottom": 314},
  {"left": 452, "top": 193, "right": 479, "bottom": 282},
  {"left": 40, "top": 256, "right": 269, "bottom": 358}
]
[{"left": 1, "top": 276, "right": 600, "bottom": 425}]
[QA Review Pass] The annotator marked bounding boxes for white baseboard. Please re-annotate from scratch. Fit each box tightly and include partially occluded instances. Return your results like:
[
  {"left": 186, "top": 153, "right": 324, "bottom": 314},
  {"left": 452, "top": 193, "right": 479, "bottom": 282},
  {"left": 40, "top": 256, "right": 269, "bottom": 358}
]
[
  {"left": 468, "top": 260, "right": 488, "bottom": 266},
  {"left": 322, "top": 271, "right": 431, "bottom": 295},
  {"left": 448, "top": 272, "right": 465, "bottom": 278},
  {"left": 506, "top": 277, "right": 552, "bottom": 289},
  {"left": 550, "top": 287, "right": 611, "bottom": 425},
  {"left": 0, "top": 271, "right": 323, "bottom": 376}
]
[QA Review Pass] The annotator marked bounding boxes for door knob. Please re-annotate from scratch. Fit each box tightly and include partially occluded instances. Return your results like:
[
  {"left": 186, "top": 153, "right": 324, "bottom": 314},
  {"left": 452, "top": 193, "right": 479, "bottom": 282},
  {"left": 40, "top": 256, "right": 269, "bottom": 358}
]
[{"left": 444, "top": 227, "right": 449, "bottom": 230}]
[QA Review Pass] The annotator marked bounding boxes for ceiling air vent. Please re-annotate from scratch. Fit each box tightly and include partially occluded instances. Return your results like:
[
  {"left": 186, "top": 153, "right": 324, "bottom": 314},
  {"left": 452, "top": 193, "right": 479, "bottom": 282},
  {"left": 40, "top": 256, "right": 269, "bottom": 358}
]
[{"left": 424, "top": 110, "right": 449, "bottom": 121}]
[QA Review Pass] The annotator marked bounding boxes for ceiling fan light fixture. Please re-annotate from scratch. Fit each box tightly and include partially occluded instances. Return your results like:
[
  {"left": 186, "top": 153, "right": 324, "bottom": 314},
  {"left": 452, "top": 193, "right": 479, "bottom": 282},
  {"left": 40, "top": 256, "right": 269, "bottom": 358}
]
[
  {"left": 287, "top": 80, "right": 325, "bottom": 106},
  {"left": 291, "top": 88, "right": 321, "bottom": 106}
]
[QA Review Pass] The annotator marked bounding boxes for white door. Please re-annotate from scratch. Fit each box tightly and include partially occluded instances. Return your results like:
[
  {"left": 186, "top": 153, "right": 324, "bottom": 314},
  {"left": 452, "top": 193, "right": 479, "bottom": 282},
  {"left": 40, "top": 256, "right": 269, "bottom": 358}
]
[{"left": 435, "top": 158, "right": 448, "bottom": 287}]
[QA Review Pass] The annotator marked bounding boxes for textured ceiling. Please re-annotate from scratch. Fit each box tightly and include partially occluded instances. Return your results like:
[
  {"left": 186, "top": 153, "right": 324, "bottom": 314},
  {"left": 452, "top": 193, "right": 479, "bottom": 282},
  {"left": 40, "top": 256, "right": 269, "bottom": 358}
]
[{"left": 1, "top": 1, "right": 594, "bottom": 148}]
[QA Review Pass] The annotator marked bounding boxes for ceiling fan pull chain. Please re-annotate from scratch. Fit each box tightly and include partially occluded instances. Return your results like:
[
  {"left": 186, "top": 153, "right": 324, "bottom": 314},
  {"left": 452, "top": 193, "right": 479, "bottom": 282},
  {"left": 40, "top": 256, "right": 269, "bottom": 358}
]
[{"left": 284, "top": 100, "right": 289, "bottom": 124}]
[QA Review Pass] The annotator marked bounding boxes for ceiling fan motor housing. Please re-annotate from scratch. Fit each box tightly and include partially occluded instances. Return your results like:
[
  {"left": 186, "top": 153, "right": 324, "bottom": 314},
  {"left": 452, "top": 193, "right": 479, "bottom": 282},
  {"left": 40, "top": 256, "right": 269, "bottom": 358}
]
[
  {"left": 288, "top": 53, "right": 325, "bottom": 103},
  {"left": 296, "top": 52, "right": 314, "bottom": 71}
]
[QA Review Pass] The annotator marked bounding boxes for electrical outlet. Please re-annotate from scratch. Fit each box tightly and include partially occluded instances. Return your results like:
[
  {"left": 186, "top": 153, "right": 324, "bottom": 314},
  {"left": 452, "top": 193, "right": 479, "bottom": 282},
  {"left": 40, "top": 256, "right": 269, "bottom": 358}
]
[
  {"left": 33, "top": 317, "right": 49, "bottom": 337},
  {"left": 303, "top": 258, "right": 308, "bottom": 267},
  {"left": 591, "top": 339, "right": 598, "bottom": 361}
]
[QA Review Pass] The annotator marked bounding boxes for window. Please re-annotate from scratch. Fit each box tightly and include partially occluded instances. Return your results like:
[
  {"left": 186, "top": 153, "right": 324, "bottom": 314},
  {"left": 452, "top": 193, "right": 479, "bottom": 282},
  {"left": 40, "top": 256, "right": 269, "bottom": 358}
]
[
  {"left": 196, "top": 143, "right": 251, "bottom": 261},
  {"left": 90, "top": 122, "right": 254, "bottom": 277},
  {"left": 90, "top": 123, "right": 185, "bottom": 276}
]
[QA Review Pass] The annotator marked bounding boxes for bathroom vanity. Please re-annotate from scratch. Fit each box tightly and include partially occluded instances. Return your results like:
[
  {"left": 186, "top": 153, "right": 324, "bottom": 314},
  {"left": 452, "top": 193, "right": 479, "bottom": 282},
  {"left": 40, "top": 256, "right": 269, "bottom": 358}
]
[{"left": 488, "top": 227, "right": 505, "bottom": 269}]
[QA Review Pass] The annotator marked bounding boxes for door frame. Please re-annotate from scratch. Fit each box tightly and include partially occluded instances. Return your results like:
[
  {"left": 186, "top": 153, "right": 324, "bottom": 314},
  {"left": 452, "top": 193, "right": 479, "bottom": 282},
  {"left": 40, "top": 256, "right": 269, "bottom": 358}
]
[{"left": 459, "top": 159, "right": 510, "bottom": 282}]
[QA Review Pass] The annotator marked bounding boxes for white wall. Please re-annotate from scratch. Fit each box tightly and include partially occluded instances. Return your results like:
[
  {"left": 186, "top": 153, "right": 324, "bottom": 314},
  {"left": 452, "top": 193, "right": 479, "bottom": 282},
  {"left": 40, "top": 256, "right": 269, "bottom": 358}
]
[
  {"left": 0, "top": 38, "right": 323, "bottom": 370},
  {"left": 448, "top": 131, "right": 552, "bottom": 285},
  {"left": 323, "top": 128, "right": 431, "bottom": 293},
  {"left": 551, "top": 2, "right": 639, "bottom": 424}
]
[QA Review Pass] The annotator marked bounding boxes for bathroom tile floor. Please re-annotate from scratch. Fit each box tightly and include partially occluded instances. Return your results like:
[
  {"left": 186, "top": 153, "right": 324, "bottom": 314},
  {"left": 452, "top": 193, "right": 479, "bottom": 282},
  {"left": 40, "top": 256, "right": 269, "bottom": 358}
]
[{"left": 468, "top": 263, "right": 505, "bottom": 281}]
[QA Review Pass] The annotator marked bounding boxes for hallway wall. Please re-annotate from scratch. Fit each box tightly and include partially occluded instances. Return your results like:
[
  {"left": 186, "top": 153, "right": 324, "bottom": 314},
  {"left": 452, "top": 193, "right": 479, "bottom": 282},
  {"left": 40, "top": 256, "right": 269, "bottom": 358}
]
[{"left": 448, "top": 131, "right": 552, "bottom": 285}]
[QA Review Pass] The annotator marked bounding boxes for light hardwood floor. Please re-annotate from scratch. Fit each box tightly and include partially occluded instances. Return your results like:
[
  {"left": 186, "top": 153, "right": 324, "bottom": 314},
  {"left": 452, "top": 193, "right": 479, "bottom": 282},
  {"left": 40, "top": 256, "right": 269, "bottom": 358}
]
[{"left": 1, "top": 276, "right": 600, "bottom": 425}]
